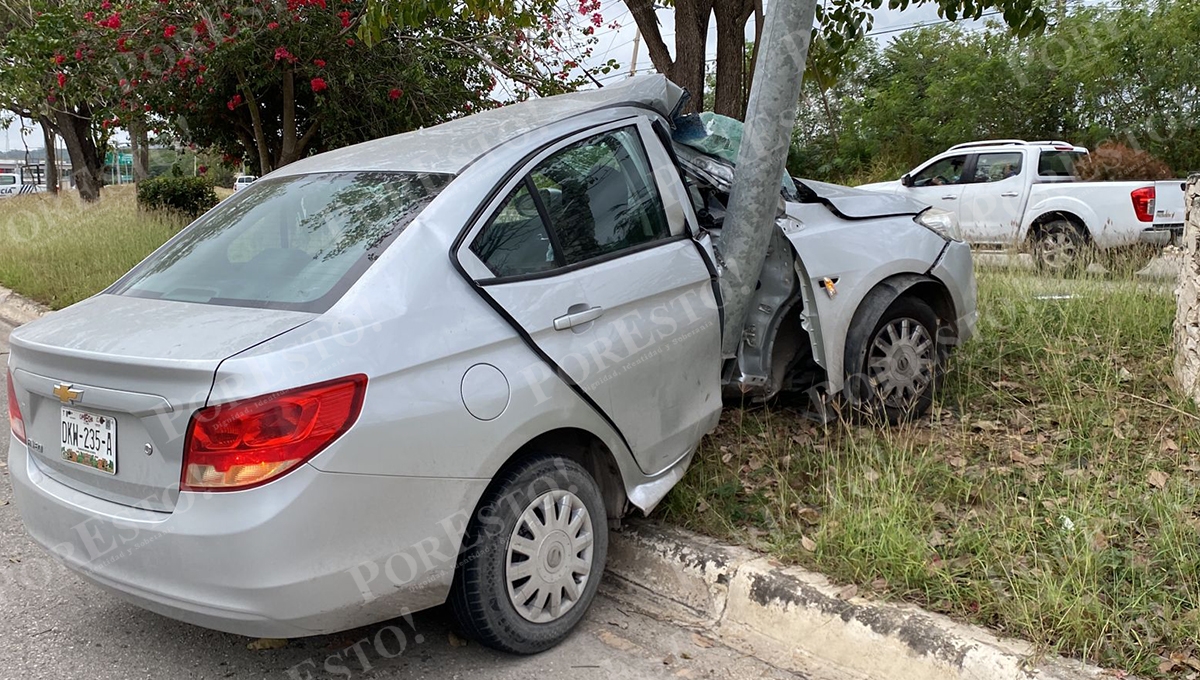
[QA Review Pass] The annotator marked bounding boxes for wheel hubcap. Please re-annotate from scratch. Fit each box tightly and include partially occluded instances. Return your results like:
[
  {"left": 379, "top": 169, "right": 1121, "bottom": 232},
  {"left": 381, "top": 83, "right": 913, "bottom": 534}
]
[
  {"left": 867, "top": 317, "right": 935, "bottom": 409},
  {"left": 506, "top": 489, "right": 594, "bottom": 623},
  {"left": 1041, "top": 232, "right": 1077, "bottom": 269}
]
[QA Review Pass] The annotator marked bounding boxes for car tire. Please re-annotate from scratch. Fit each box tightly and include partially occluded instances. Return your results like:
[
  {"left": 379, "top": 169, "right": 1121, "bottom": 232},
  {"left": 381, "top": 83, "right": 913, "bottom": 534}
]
[
  {"left": 847, "top": 296, "right": 944, "bottom": 424},
  {"left": 449, "top": 455, "right": 607, "bottom": 655},
  {"left": 1032, "top": 219, "right": 1090, "bottom": 275},
  {"left": 1101, "top": 245, "right": 1157, "bottom": 276}
]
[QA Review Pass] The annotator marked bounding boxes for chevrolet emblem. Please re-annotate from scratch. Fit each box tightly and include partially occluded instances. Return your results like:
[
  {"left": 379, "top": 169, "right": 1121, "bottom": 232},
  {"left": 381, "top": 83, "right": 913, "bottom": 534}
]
[{"left": 53, "top": 383, "right": 83, "bottom": 404}]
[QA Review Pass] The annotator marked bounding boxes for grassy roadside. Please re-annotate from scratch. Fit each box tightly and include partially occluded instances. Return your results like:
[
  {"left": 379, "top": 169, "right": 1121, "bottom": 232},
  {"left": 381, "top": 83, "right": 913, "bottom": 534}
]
[
  {"left": 662, "top": 268, "right": 1199, "bottom": 677},
  {"left": 0, "top": 186, "right": 226, "bottom": 309}
]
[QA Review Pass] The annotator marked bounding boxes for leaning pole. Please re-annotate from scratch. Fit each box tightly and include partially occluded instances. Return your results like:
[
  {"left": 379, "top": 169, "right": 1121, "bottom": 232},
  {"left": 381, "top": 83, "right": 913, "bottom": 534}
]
[{"left": 718, "top": 0, "right": 819, "bottom": 357}]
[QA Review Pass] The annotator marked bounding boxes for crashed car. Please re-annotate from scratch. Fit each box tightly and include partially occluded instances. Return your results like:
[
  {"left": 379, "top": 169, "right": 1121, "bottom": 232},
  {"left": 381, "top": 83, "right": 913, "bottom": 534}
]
[{"left": 5, "top": 75, "right": 976, "bottom": 654}]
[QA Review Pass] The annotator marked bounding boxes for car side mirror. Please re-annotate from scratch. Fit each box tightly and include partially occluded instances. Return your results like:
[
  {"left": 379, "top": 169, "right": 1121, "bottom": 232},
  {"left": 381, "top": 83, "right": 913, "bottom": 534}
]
[{"left": 901, "top": 174, "right": 913, "bottom": 188}]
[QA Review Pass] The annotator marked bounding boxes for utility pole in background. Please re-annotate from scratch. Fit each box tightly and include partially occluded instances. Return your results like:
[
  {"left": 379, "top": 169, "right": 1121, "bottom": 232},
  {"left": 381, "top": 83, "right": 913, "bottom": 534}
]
[{"left": 717, "top": 0, "right": 818, "bottom": 356}]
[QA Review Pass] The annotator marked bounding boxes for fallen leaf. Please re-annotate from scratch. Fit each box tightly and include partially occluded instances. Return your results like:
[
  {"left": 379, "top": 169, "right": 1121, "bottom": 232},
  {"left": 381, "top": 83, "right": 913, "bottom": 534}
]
[
  {"left": 1148, "top": 470, "right": 1169, "bottom": 490},
  {"left": 947, "top": 456, "right": 967, "bottom": 469},
  {"left": 247, "top": 638, "right": 288, "bottom": 651},
  {"left": 971, "top": 420, "right": 1000, "bottom": 432},
  {"left": 801, "top": 535, "right": 817, "bottom": 552},
  {"left": 836, "top": 584, "right": 858, "bottom": 600},
  {"left": 795, "top": 507, "right": 820, "bottom": 525},
  {"left": 863, "top": 467, "right": 880, "bottom": 483},
  {"left": 927, "top": 530, "right": 947, "bottom": 548},
  {"left": 691, "top": 632, "right": 715, "bottom": 649},
  {"left": 448, "top": 631, "right": 468, "bottom": 647},
  {"left": 1162, "top": 438, "right": 1180, "bottom": 453},
  {"left": 695, "top": 498, "right": 709, "bottom": 513},
  {"left": 663, "top": 654, "right": 676, "bottom": 665},
  {"left": 597, "top": 630, "right": 639, "bottom": 652},
  {"left": 1118, "top": 366, "right": 1134, "bottom": 383}
]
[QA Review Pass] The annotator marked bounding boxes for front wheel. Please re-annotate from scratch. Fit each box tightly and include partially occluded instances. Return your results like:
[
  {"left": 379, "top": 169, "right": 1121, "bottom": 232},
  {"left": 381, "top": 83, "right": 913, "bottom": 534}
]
[
  {"left": 848, "top": 297, "right": 944, "bottom": 424},
  {"left": 449, "top": 455, "right": 607, "bottom": 654}
]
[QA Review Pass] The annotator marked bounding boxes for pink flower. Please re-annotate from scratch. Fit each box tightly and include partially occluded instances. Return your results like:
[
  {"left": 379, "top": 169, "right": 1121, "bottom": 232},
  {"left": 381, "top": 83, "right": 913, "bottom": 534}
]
[
  {"left": 388, "top": 87, "right": 402, "bottom": 100},
  {"left": 97, "top": 12, "right": 121, "bottom": 29},
  {"left": 313, "top": 58, "right": 325, "bottom": 68},
  {"left": 163, "top": 24, "right": 177, "bottom": 38},
  {"left": 53, "top": 54, "right": 65, "bottom": 65},
  {"left": 267, "top": 21, "right": 279, "bottom": 29},
  {"left": 56, "top": 72, "right": 67, "bottom": 88},
  {"left": 310, "top": 77, "right": 327, "bottom": 93},
  {"left": 273, "top": 46, "right": 295, "bottom": 62},
  {"left": 74, "top": 48, "right": 83, "bottom": 59},
  {"left": 83, "top": 11, "right": 95, "bottom": 21},
  {"left": 338, "top": 10, "right": 351, "bottom": 28},
  {"left": 345, "top": 38, "right": 354, "bottom": 46}
]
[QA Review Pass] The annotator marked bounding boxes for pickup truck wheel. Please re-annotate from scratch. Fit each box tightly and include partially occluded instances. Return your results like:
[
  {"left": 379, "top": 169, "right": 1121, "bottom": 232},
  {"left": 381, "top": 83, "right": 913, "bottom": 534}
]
[
  {"left": 1032, "top": 219, "right": 1089, "bottom": 275},
  {"left": 1101, "top": 245, "right": 1157, "bottom": 276},
  {"left": 449, "top": 456, "right": 606, "bottom": 655},
  {"left": 850, "top": 297, "right": 943, "bottom": 424}
]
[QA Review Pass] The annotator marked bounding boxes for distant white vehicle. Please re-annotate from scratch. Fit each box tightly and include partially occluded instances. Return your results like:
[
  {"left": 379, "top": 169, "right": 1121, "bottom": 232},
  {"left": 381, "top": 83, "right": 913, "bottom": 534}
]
[
  {"left": 233, "top": 174, "right": 258, "bottom": 191},
  {"left": 0, "top": 166, "right": 46, "bottom": 199},
  {"left": 858, "top": 140, "right": 1185, "bottom": 272}
]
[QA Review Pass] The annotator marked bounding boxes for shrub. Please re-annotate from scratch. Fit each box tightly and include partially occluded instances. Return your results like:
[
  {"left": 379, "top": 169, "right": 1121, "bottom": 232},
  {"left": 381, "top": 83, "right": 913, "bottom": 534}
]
[
  {"left": 136, "top": 176, "right": 218, "bottom": 218},
  {"left": 1075, "top": 142, "right": 1175, "bottom": 181}
]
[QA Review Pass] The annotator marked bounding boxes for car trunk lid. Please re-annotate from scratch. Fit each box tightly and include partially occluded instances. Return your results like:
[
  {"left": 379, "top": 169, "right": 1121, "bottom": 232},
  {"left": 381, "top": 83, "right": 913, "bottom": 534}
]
[{"left": 8, "top": 294, "right": 315, "bottom": 512}]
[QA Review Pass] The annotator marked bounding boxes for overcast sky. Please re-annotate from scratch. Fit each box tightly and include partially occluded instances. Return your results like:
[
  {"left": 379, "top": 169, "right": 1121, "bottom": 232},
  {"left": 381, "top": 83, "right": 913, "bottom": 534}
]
[{"left": 3, "top": 0, "right": 974, "bottom": 152}]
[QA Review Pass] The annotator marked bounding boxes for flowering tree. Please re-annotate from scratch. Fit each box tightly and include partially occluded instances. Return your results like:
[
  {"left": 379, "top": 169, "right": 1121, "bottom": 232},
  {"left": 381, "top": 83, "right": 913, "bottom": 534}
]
[{"left": 0, "top": 0, "right": 607, "bottom": 201}]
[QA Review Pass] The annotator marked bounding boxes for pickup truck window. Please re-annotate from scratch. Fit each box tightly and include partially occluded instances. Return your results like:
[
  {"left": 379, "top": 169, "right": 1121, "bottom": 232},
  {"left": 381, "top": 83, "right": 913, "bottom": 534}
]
[
  {"left": 972, "top": 152, "right": 1023, "bottom": 183},
  {"left": 913, "top": 155, "right": 967, "bottom": 187},
  {"left": 0, "top": 175, "right": 15, "bottom": 186},
  {"left": 1038, "top": 150, "right": 1086, "bottom": 177}
]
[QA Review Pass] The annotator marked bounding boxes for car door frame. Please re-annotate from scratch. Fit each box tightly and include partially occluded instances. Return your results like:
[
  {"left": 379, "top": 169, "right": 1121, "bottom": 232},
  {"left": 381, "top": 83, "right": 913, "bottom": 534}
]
[{"left": 449, "top": 113, "right": 723, "bottom": 473}]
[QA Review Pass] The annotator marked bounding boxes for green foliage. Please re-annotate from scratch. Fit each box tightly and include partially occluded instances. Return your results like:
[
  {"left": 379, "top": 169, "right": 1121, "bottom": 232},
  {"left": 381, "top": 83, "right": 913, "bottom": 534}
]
[
  {"left": 791, "top": 0, "right": 1200, "bottom": 184},
  {"left": 136, "top": 176, "right": 218, "bottom": 218}
]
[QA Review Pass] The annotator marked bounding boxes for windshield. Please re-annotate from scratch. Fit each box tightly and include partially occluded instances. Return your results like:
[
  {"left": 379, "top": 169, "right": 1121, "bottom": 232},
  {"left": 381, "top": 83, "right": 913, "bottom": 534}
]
[
  {"left": 1037, "top": 150, "right": 1086, "bottom": 178},
  {"left": 110, "top": 171, "right": 452, "bottom": 312}
]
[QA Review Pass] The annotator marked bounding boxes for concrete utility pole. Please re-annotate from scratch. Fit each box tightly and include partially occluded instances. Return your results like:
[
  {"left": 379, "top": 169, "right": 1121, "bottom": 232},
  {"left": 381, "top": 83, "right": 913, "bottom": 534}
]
[{"left": 718, "top": 0, "right": 818, "bottom": 357}]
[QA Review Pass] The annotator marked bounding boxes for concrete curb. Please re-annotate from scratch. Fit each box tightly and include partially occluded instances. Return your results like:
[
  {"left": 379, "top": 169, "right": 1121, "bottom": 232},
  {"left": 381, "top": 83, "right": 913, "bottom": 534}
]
[
  {"left": 605, "top": 521, "right": 1113, "bottom": 680},
  {"left": 0, "top": 285, "right": 48, "bottom": 328}
]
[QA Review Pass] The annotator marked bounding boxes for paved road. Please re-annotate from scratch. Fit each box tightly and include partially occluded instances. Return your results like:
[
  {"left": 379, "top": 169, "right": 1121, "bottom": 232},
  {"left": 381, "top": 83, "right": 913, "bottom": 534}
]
[{"left": 0, "top": 320, "right": 806, "bottom": 680}]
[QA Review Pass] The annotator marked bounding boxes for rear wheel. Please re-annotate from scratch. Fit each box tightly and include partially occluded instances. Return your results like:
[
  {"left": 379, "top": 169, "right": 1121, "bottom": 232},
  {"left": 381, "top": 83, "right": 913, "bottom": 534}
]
[
  {"left": 848, "top": 297, "right": 943, "bottom": 424},
  {"left": 1032, "top": 219, "right": 1090, "bottom": 275},
  {"left": 449, "top": 455, "right": 606, "bottom": 654}
]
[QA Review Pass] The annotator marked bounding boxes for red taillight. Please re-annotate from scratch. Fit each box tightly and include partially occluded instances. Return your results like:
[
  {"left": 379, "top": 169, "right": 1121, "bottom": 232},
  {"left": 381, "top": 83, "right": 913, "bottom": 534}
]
[
  {"left": 181, "top": 374, "right": 367, "bottom": 492},
  {"left": 6, "top": 368, "right": 25, "bottom": 444},
  {"left": 1131, "top": 186, "right": 1156, "bottom": 223}
]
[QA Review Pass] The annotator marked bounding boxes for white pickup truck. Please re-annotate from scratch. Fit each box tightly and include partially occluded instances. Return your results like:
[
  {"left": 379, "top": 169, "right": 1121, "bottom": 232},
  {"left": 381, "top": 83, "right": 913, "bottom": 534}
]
[{"left": 858, "top": 140, "right": 1185, "bottom": 272}]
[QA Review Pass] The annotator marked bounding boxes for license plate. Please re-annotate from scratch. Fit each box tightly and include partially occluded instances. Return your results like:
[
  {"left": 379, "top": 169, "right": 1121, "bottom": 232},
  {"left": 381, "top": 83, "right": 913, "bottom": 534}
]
[{"left": 61, "top": 407, "right": 117, "bottom": 475}]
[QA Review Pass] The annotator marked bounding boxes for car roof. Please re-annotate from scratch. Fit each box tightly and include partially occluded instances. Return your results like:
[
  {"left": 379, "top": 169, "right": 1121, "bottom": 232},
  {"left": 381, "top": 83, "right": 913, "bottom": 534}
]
[{"left": 272, "top": 75, "right": 685, "bottom": 178}]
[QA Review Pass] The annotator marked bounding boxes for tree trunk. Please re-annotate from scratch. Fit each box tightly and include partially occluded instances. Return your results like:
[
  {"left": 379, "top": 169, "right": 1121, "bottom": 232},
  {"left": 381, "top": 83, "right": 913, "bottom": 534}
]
[
  {"left": 1174, "top": 174, "right": 1200, "bottom": 399},
  {"left": 129, "top": 121, "right": 150, "bottom": 182},
  {"left": 39, "top": 116, "right": 58, "bottom": 194},
  {"left": 53, "top": 105, "right": 104, "bottom": 202},
  {"left": 713, "top": 1, "right": 752, "bottom": 119},
  {"left": 670, "top": 0, "right": 714, "bottom": 113}
]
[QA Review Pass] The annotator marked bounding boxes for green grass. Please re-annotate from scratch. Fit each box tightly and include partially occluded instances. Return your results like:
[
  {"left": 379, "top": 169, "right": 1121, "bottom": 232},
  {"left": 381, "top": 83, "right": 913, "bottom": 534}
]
[
  {"left": 661, "top": 268, "right": 1200, "bottom": 677},
  {"left": 0, "top": 186, "right": 188, "bottom": 309}
]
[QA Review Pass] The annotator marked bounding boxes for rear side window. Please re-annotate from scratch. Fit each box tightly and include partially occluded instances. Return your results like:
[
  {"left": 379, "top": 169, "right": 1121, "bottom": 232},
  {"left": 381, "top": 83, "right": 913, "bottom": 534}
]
[
  {"left": 111, "top": 171, "right": 451, "bottom": 312},
  {"left": 471, "top": 180, "right": 561, "bottom": 278},
  {"left": 1038, "top": 151, "right": 1086, "bottom": 177},
  {"left": 972, "top": 152, "right": 1023, "bottom": 183},
  {"left": 0, "top": 175, "right": 14, "bottom": 185}
]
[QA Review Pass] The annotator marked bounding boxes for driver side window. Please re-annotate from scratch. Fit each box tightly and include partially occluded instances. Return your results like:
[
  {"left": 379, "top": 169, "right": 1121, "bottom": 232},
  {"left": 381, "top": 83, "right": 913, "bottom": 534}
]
[{"left": 912, "top": 155, "right": 968, "bottom": 187}]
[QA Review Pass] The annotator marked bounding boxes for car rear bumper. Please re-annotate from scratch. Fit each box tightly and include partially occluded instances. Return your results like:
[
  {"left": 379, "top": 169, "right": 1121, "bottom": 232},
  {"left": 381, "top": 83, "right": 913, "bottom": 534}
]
[
  {"left": 1139, "top": 223, "right": 1183, "bottom": 246},
  {"left": 9, "top": 441, "right": 487, "bottom": 639}
]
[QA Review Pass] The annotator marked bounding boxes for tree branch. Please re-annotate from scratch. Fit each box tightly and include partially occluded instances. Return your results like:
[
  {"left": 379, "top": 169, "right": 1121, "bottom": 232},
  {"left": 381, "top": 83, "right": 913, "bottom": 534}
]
[{"left": 625, "top": 0, "right": 674, "bottom": 75}]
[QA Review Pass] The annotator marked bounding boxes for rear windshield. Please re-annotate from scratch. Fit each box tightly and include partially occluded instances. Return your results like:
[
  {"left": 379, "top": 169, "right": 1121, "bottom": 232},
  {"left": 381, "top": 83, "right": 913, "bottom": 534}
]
[
  {"left": 1037, "top": 150, "right": 1086, "bottom": 177},
  {"left": 110, "top": 172, "right": 452, "bottom": 312}
]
